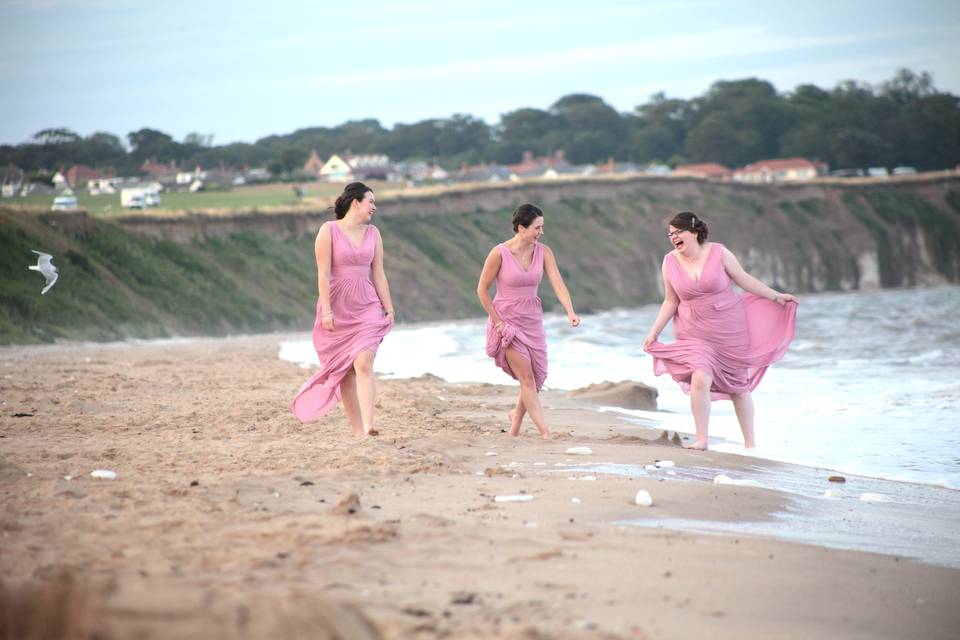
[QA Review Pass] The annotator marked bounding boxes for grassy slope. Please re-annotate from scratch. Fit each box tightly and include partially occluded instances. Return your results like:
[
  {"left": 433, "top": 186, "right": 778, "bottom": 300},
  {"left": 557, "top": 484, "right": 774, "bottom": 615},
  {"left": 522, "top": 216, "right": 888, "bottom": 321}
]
[{"left": 2, "top": 181, "right": 959, "bottom": 345}]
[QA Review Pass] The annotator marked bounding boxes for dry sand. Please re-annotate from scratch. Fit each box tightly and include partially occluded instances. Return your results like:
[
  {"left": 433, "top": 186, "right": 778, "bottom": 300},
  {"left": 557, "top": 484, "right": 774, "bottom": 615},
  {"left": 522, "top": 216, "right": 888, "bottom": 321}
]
[{"left": 2, "top": 334, "right": 958, "bottom": 639}]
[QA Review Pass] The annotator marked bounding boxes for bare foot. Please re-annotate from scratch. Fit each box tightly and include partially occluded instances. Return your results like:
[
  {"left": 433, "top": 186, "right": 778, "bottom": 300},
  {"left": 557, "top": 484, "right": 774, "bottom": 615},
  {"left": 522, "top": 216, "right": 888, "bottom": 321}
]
[
  {"left": 507, "top": 410, "right": 522, "bottom": 437},
  {"left": 363, "top": 428, "right": 379, "bottom": 437},
  {"left": 743, "top": 441, "right": 755, "bottom": 449},
  {"left": 539, "top": 430, "right": 552, "bottom": 441},
  {"left": 684, "top": 439, "right": 708, "bottom": 450}
]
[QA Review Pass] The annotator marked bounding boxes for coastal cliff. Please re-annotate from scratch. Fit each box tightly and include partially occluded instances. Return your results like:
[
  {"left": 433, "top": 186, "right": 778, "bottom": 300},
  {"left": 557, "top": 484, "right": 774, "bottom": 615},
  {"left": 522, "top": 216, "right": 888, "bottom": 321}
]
[{"left": 2, "top": 174, "right": 958, "bottom": 343}]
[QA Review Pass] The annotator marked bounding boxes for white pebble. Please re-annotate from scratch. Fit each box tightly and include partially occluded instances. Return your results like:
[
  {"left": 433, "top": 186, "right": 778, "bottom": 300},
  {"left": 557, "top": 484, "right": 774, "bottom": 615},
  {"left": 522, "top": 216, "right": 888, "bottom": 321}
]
[
  {"left": 566, "top": 447, "right": 593, "bottom": 455},
  {"left": 644, "top": 464, "right": 657, "bottom": 470},
  {"left": 533, "top": 462, "right": 547, "bottom": 466},
  {"left": 571, "top": 498, "right": 581, "bottom": 503},
  {"left": 62, "top": 475, "right": 72, "bottom": 481},
  {"left": 485, "top": 452, "right": 498, "bottom": 457},
  {"left": 90, "top": 469, "right": 117, "bottom": 480},
  {"left": 634, "top": 490, "right": 654, "bottom": 506},
  {"left": 823, "top": 489, "right": 842, "bottom": 498},
  {"left": 494, "top": 495, "right": 534, "bottom": 503},
  {"left": 579, "top": 476, "right": 597, "bottom": 481},
  {"left": 654, "top": 460, "right": 675, "bottom": 468},
  {"left": 860, "top": 492, "right": 889, "bottom": 503}
]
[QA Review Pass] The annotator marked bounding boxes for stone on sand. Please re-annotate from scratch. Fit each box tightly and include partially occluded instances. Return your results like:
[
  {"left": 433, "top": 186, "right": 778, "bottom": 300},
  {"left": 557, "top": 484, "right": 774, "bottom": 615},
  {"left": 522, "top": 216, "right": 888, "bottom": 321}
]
[{"left": 330, "top": 492, "right": 362, "bottom": 515}]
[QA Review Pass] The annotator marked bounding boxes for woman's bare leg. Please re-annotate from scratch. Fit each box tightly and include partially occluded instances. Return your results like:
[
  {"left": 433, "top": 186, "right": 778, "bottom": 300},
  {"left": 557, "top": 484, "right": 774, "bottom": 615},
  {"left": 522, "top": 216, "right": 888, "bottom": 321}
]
[
  {"left": 504, "top": 348, "right": 550, "bottom": 440},
  {"left": 353, "top": 350, "right": 378, "bottom": 436},
  {"left": 687, "top": 370, "right": 713, "bottom": 450},
  {"left": 338, "top": 369, "right": 364, "bottom": 436},
  {"left": 730, "top": 391, "right": 756, "bottom": 448},
  {"left": 508, "top": 395, "right": 526, "bottom": 436}
]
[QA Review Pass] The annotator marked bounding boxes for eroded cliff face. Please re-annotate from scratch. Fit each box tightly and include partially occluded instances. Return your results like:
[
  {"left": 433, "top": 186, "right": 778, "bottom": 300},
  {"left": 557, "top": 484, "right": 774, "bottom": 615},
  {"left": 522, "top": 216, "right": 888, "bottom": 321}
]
[
  {"left": 2, "top": 174, "right": 958, "bottom": 343},
  {"left": 113, "top": 173, "right": 960, "bottom": 297}
]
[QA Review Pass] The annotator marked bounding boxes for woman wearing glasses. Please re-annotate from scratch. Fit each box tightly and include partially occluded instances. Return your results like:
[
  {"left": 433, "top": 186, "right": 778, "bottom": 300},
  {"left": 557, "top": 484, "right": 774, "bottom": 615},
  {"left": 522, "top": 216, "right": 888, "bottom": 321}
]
[{"left": 642, "top": 211, "right": 797, "bottom": 450}]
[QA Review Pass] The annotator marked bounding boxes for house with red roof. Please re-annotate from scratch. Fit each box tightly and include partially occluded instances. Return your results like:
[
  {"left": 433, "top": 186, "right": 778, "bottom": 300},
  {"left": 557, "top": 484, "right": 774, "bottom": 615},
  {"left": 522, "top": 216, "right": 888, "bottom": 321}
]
[
  {"left": 303, "top": 149, "right": 324, "bottom": 176},
  {"left": 53, "top": 165, "right": 105, "bottom": 189},
  {"left": 672, "top": 163, "right": 733, "bottom": 180},
  {"left": 734, "top": 157, "right": 828, "bottom": 183}
]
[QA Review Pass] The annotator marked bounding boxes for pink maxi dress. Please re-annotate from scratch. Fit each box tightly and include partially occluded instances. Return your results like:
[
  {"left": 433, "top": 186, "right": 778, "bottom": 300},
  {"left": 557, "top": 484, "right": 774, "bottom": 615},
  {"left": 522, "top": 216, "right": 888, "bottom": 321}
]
[
  {"left": 486, "top": 242, "right": 548, "bottom": 390},
  {"left": 291, "top": 223, "right": 392, "bottom": 422},
  {"left": 645, "top": 243, "right": 797, "bottom": 400}
]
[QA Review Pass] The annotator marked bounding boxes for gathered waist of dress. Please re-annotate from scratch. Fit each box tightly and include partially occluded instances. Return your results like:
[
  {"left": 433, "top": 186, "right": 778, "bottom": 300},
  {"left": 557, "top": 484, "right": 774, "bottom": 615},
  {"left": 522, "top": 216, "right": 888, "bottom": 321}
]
[
  {"left": 331, "top": 266, "right": 371, "bottom": 279},
  {"left": 495, "top": 286, "right": 540, "bottom": 300},
  {"left": 680, "top": 289, "right": 739, "bottom": 308}
]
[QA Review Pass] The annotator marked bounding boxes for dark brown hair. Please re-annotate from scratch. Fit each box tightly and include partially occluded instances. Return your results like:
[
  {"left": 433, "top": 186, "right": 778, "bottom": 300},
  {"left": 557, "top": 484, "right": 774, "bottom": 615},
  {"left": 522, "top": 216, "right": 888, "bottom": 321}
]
[
  {"left": 668, "top": 211, "right": 708, "bottom": 244},
  {"left": 512, "top": 203, "right": 543, "bottom": 231},
  {"left": 332, "top": 182, "right": 372, "bottom": 219}
]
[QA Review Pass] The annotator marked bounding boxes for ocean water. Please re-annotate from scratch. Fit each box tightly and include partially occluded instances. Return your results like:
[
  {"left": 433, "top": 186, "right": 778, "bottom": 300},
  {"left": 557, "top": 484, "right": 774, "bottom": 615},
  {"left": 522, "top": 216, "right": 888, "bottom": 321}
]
[{"left": 279, "top": 286, "right": 960, "bottom": 490}]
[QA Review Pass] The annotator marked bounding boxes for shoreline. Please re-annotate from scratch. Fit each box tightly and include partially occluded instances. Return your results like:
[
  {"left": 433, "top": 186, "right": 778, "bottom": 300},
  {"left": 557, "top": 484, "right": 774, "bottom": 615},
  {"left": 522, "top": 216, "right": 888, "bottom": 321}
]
[{"left": 2, "top": 332, "right": 959, "bottom": 638}]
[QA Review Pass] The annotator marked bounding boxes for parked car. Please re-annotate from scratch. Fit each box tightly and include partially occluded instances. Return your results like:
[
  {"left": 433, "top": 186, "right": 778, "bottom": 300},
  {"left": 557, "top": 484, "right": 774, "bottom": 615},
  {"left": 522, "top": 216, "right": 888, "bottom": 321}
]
[
  {"left": 892, "top": 166, "right": 917, "bottom": 176},
  {"left": 830, "top": 168, "right": 864, "bottom": 178},
  {"left": 121, "top": 187, "right": 160, "bottom": 208},
  {"left": 867, "top": 167, "right": 889, "bottom": 178},
  {"left": 51, "top": 195, "right": 78, "bottom": 210}
]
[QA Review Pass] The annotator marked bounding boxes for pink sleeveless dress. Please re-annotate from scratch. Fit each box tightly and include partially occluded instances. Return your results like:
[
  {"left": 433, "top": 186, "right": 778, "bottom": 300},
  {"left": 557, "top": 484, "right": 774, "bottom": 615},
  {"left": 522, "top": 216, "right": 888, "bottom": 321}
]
[
  {"left": 485, "top": 242, "right": 548, "bottom": 390},
  {"left": 291, "top": 223, "right": 392, "bottom": 422},
  {"left": 645, "top": 243, "right": 797, "bottom": 400}
]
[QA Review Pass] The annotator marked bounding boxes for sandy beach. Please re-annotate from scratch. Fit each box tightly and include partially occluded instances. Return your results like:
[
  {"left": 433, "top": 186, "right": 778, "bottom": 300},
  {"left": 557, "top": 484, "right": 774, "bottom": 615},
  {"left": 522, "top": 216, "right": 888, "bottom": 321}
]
[{"left": 2, "top": 334, "right": 959, "bottom": 639}]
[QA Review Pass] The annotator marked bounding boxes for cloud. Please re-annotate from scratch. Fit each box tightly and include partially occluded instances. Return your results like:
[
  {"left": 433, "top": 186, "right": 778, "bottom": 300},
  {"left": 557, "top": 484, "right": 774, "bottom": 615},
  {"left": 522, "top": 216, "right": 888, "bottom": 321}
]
[{"left": 309, "top": 24, "right": 951, "bottom": 88}]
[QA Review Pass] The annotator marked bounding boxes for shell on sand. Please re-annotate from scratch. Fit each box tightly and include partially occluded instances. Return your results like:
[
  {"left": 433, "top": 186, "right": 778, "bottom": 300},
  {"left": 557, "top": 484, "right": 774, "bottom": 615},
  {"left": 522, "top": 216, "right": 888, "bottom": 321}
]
[
  {"left": 634, "top": 490, "right": 654, "bottom": 507},
  {"left": 494, "top": 495, "right": 534, "bottom": 503},
  {"left": 565, "top": 447, "right": 593, "bottom": 455}
]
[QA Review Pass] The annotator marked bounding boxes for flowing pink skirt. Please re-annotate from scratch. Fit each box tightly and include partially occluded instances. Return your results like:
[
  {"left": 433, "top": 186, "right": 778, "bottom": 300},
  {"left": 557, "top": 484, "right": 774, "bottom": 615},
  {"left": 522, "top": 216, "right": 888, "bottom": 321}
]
[
  {"left": 291, "top": 277, "right": 391, "bottom": 422},
  {"left": 646, "top": 294, "right": 796, "bottom": 400},
  {"left": 486, "top": 296, "right": 547, "bottom": 391}
]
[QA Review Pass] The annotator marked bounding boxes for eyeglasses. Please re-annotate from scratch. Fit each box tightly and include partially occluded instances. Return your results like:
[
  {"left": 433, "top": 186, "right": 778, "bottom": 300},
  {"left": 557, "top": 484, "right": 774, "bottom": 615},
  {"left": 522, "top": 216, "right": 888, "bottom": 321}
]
[{"left": 666, "top": 230, "right": 686, "bottom": 239}]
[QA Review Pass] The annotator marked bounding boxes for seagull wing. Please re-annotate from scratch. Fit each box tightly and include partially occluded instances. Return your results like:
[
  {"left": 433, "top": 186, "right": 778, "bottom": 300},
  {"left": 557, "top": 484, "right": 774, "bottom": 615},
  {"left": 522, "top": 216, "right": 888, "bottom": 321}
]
[
  {"left": 40, "top": 270, "right": 59, "bottom": 295},
  {"left": 29, "top": 250, "right": 59, "bottom": 294}
]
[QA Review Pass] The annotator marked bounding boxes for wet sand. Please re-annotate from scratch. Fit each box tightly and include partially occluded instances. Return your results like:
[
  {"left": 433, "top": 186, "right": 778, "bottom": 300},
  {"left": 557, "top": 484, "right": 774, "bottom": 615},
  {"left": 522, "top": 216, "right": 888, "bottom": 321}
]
[{"left": 2, "top": 334, "right": 959, "bottom": 639}]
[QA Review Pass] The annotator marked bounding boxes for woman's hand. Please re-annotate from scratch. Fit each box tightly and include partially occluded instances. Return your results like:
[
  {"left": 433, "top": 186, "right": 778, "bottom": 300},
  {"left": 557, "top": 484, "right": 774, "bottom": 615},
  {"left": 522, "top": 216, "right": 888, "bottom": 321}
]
[
  {"left": 321, "top": 312, "right": 335, "bottom": 331},
  {"left": 385, "top": 309, "right": 395, "bottom": 328},
  {"left": 568, "top": 314, "right": 581, "bottom": 328},
  {"left": 493, "top": 319, "right": 506, "bottom": 335},
  {"left": 774, "top": 293, "right": 798, "bottom": 305},
  {"left": 642, "top": 333, "right": 658, "bottom": 350}
]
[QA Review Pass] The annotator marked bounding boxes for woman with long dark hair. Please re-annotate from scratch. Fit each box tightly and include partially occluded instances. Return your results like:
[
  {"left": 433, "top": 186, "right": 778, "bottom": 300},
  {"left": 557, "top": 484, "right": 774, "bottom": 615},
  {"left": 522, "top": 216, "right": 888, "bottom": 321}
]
[{"left": 292, "top": 182, "right": 394, "bottom": 435}]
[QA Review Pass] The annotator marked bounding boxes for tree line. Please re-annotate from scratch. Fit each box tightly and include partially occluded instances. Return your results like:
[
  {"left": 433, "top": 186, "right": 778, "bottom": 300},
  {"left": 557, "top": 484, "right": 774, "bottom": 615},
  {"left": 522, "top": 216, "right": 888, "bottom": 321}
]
[{"left": 2, "top": 69, "right": 957, "bottom": 182}]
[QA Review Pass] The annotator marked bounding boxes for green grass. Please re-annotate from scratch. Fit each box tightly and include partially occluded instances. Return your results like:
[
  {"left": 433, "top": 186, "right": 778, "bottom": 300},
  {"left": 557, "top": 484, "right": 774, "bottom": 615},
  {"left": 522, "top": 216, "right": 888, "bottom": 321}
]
[
  {"left": 6, "top": 181, "right": 396, "bottom": 215},
  {"left": 0, "top": 209, "right": 319, "bottom": 344},
  {"left": 943, "top": 190, "right": 960, "bottom": 215}
]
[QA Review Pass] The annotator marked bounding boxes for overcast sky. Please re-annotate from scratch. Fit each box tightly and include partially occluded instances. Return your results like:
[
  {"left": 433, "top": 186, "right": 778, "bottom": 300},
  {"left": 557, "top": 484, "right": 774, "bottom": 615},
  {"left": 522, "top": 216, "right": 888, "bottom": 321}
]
[{"left": 1, "top": 0, "right": 958, "bottom": 146}]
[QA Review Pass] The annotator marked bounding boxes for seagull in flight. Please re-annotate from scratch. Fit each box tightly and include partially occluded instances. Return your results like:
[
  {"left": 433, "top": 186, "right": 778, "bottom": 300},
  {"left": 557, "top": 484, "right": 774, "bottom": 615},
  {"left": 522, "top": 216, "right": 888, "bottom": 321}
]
[{"left": 28, "top": 250, "right": 59, "bottom": 294}]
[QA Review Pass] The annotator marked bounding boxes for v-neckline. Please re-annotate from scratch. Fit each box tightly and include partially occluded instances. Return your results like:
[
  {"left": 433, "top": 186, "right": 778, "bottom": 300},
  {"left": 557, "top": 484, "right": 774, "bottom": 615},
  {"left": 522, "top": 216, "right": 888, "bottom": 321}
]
[
  {"left": 336, "top": 223, "right": 368, "bottom": 251},
  {"left": 505, "top": 242, "right": 536, "bottom": 272},
  {"left": 674, "top": 243, "right": 713, "bottom": 283}
]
